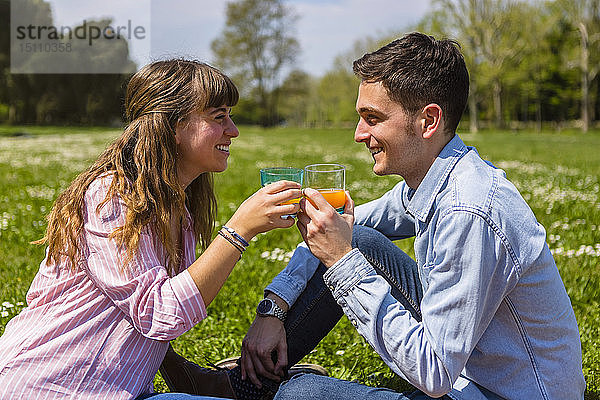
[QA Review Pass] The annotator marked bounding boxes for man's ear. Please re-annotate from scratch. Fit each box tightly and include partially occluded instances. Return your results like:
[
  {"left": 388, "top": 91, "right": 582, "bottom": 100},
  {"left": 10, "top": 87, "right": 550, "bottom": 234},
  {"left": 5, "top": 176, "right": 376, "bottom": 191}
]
[{"left": 420, "top": 104, "right": 442, "bottom": 139}]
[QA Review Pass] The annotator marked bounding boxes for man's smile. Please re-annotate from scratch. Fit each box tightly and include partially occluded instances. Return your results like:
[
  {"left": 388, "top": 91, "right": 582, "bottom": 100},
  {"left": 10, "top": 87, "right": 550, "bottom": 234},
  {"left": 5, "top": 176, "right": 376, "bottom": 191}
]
[
  {"left": 369, "top": 147, "right": 383, "bottom": 156},
  {"left": 216, "top": 144, "right": 230, "bottom": 153}
]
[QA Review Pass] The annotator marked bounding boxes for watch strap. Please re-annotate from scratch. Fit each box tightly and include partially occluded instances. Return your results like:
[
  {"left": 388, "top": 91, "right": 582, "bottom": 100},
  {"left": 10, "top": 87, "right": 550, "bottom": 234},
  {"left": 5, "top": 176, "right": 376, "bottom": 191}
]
[{"left": 257, "top": 298, "right": 287, "bottom": 322}]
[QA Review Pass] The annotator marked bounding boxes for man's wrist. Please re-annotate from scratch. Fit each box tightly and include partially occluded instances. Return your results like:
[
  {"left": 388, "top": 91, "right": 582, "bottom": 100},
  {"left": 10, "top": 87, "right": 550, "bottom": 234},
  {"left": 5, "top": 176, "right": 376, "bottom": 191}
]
[
  {"left": 256, "top": 298, "right": 287, "bottom": 322},
  {"left": 323, "top": 246, "right": 353, "bottom": 268},
  {"left": 265, "top": 292, "right": 289, "bottom": 312}
]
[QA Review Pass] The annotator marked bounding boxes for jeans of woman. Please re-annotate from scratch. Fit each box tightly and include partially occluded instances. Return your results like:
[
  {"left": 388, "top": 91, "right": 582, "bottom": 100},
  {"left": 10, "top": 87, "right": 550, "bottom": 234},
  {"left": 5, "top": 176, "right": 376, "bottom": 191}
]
[{"left": 272, "top": 225, "right": 450, "bottom": 400}]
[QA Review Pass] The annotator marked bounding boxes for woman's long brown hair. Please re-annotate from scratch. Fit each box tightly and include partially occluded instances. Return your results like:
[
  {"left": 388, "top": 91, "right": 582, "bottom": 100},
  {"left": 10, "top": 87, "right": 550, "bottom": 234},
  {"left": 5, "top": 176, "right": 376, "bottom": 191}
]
[{"left": 35, "top": 60, "right": 239, "bottom": 276}]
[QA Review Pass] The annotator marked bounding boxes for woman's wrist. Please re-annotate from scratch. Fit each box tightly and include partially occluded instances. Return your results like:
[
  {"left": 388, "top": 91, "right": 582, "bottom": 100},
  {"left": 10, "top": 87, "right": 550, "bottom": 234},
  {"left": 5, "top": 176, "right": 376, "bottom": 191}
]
[
  {"left": 223, "top": 217, "right": 254, "bottom": 243},
  {"left": 217, "top": 229, "right": 245, "bottom": 257}
]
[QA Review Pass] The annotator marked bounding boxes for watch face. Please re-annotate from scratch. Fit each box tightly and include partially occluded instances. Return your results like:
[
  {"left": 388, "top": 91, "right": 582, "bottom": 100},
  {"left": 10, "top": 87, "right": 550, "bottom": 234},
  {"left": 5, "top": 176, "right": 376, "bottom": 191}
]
[{"left": 257, "top": 299, "right": 273, "bottom": 314}]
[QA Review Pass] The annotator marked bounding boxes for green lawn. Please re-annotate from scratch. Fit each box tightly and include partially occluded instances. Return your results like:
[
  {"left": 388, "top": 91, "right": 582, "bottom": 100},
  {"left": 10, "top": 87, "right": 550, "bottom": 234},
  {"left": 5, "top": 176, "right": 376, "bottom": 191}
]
[{"left": 0, "top": 125, "right": 599, "bottom": 397}]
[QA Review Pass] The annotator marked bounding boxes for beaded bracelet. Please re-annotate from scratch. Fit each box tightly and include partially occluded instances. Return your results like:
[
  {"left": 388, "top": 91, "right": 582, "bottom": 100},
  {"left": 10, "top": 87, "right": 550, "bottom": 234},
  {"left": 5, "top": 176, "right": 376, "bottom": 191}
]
[
  {"left": 217, "top": 229, "right": 245, "bottom": 256},
  {"left": 222, "top": 226, "right": 249, "bottom": 248}
]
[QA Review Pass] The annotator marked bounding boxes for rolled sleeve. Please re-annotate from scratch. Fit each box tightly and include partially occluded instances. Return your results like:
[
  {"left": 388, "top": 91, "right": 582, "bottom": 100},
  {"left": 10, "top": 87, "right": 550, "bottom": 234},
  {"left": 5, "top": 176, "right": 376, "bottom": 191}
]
[
  {"left": 169, "top": 269, "right": 207, "bottom": 328},
  {"left": 323, "top": 249, "right": 375, "bottom": 298},
  {"left": 265, "top": 243, "right": 320, "bottom": 307}
]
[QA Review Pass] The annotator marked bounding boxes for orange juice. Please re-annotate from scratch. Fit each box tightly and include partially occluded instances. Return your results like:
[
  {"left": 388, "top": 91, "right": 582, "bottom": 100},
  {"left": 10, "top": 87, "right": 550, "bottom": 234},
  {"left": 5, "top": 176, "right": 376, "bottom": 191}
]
[
  {"left": 282, "top": 198, "right": 301, "bottom": 205},
  {"left": 318, "top": 189, "right": 346, "bottom": 213}
]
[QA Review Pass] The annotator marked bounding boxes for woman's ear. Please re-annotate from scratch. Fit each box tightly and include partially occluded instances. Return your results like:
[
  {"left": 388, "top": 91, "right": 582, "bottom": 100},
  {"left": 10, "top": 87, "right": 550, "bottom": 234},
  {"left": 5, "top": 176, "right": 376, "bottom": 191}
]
[
  {"left": 420, "top": 103, "right": 442, "bottom": 139},
  {"left": 173, "top": 119, "right": 185, "bottom": 146}
]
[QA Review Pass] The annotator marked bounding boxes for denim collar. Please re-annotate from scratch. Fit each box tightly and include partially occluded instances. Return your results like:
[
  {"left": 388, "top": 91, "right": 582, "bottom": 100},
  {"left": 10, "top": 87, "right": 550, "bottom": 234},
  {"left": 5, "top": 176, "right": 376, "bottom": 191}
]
[{"left": 406, "top": 134, "right": 469, "bottom": 222}]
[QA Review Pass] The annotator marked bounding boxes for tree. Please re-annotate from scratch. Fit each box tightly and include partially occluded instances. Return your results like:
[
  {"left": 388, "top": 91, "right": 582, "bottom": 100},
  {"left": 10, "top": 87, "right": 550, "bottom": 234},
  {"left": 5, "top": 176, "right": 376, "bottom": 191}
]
[
  {"left": 428, "top": 0, "right": 530, "bottom": 130},
  {"left": 276, "top": 70, "right": 311, "bottom": 126},
  {"left": 0, "top": 0, "right": 10, "bottom": 116},
  {"left": 500, "top": 4, "right": 580, "bottom": 130},
  {"left": 417, "top": 5, "right": 482, "bottom": 132},
  {"left": 305, "top": 36, "right": 395, "bottom": 127},
  {"left": 2, "top": 0, "right": 135, "bottom": 125},
  {"left": 211, "top": 0, "right": 299, "bottom": 127},
  {"left": 553, "top": 0, "right": 600, "bottom": 132}
]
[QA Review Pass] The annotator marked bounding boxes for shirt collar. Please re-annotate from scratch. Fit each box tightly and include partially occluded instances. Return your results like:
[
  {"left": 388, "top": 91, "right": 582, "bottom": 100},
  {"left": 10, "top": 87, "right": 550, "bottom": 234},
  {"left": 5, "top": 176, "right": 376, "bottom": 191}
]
[{"left": 406, "top": 134, "right": 469, "bottom": 222}]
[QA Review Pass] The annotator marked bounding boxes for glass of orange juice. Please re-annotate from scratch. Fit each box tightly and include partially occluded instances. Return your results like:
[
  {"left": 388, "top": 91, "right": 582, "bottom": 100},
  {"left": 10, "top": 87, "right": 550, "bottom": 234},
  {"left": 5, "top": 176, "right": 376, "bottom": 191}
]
[
  {"left": 260, "top": 167, "right": 304, "bottom": 217},
  {"left": 304, "top": 163, "right": 346, "bottom": 214}
]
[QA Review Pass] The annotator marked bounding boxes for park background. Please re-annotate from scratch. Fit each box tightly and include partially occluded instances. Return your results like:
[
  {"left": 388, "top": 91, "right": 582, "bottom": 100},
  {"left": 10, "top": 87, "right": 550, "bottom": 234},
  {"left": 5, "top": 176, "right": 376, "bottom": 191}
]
[{"left": 0, "top": 0, "right": 599, "bottom": 397}]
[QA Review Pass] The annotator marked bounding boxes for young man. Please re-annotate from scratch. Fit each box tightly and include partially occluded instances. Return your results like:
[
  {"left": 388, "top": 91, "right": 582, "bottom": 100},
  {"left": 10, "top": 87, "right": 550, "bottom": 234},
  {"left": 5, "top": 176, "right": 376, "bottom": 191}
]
[{"left": 162, "top": 32, "right": 585, "bottom": 400}]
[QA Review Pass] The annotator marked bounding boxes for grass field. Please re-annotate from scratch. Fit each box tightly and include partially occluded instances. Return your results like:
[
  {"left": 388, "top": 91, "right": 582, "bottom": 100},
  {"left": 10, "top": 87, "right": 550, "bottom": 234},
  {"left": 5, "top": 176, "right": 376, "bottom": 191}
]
[{"left": 0, "top": 125, "right": 599, "bottom": 397}]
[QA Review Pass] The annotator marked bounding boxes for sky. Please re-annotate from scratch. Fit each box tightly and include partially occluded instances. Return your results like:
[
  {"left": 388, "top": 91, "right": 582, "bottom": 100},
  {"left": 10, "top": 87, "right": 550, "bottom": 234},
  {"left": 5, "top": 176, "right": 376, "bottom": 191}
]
[{"left": 47, "top": 0, "right": 432, "bottom": 77}]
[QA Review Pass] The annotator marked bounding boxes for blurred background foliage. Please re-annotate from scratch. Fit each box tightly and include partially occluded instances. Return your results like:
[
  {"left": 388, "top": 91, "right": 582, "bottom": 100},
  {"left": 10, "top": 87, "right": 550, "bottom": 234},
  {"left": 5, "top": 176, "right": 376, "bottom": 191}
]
[{"left": 0, "top": 0, "right": 598, "bottom": 129}]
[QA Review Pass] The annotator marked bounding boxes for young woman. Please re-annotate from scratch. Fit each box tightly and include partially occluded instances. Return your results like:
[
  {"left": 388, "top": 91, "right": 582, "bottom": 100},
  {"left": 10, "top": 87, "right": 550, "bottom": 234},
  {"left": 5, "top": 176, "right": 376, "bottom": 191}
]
[{"left": 0, "top": 60, "right": 301, "bottom": 399}]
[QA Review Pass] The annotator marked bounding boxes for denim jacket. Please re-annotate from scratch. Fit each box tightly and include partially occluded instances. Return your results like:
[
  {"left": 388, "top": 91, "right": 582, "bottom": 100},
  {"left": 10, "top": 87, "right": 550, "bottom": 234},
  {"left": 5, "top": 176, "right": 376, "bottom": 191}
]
[{"left": 266, "top": 135, "right": 585, "bottom": 399}]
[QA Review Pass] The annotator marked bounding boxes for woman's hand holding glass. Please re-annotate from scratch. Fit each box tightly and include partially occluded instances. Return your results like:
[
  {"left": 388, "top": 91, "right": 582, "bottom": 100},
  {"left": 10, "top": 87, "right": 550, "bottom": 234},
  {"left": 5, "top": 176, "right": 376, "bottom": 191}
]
[{"left": 226, "top": 180, "right": 302, "bottom": 240}]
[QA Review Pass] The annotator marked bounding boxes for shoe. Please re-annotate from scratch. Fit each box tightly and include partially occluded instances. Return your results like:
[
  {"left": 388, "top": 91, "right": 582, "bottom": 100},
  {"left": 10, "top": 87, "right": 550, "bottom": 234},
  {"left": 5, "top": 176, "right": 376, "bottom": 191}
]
[
  {"left": 287, "top": 363, "right": 328, "bottom": 378},
  {"left": 215, "top": 357, "right": 329, "bottom": 378},
  {"left": 160, "top": 345, "right": 329, "bottom": 400},
  {"left": 159, "top": 344, "right": 237, "bottom": 399}
]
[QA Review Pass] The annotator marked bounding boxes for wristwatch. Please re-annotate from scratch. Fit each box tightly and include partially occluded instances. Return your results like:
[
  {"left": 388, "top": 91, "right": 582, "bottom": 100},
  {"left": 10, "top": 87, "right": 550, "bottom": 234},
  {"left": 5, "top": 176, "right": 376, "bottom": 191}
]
[{"left": 256, "top": 298, "right": 287, "bottom": 322}]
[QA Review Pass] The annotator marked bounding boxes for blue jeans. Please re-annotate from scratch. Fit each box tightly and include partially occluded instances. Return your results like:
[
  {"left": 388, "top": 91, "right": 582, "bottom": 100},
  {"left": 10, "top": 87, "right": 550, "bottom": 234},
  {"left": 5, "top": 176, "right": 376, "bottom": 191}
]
[
  {"left": 274, "top": 374, "right": 442, "bottom": 400},
  {"left": 136, "top": 393, "right": 227, "bottom": 400},
  {"left": 274, "top": 225, "right": 448, "bottom": 400}
]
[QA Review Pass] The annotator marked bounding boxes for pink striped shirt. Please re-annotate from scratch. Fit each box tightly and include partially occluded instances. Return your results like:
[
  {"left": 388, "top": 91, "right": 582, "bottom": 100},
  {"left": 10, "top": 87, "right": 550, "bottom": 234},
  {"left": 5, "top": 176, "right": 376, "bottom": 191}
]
[{"left": 0, "top": 174, "right": 207, "bottom": 399}]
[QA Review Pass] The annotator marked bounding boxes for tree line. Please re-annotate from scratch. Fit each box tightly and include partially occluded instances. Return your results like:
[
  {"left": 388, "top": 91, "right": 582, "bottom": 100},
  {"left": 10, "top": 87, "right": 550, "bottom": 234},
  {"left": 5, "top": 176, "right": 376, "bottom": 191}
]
[
  {"left": 0, "top": 0, "right": 135, "bottom": 126},
  {"left": 1, "top": 0, "right": 598, "bottom": 132},
  {"left": 211, "top": 0, "right": 599, "bottom": 132},
  {"left": 422, "top": 0, "right": 600, "bottom": 132}
]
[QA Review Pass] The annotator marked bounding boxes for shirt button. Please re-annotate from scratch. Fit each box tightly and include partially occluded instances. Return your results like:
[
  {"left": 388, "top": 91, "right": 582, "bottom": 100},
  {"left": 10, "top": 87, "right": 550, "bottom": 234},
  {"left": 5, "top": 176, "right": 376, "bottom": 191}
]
[
  {"left": 193, "top": 318, "right": 199, "bottom": 323},
  {"left": 328, "top": 285, "right": 335, "bottom": 291},
  {"left": 351, "top": 319, "right": 358, "bottom": 327}
]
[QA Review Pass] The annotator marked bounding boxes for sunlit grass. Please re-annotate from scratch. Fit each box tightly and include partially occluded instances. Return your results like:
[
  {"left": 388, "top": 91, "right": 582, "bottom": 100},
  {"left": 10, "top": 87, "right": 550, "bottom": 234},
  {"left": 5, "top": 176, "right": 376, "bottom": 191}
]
[{"left": 0, "top": 126, "right": 598, "bottom": 396}]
